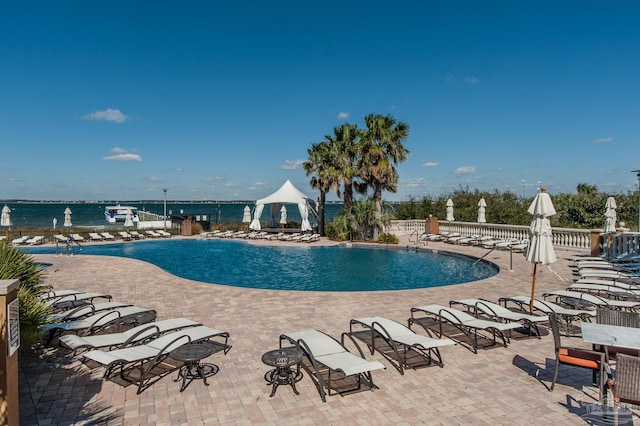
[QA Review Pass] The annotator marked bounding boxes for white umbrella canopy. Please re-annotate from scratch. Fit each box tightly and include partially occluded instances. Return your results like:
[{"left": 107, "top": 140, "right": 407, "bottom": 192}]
[
  {"left": 445, "top": 199, "right": 455, "bottom": 233},
  {"left": 63, "top": 207, "right": 73, "bottom": 227},
  {"left": 279, "top": 205, "right": 287, "bottom": 225},
  {"left": 477, "top": 197, "right": 487, "bottom": 236},
  {"left": 524, "top": 188, "right": 557, "bottom": 312},
  {"left": 603, "top": 196, "right": 617, "bottom": 234},
  {"left": 242, "top": 205, "right": 252, "bottom": 223},
  {"left": 1, "top": 205, "right": 12, "bottom": 227},
  {"left": 124, "top": 210, "right": 134, "bottom": 228}
]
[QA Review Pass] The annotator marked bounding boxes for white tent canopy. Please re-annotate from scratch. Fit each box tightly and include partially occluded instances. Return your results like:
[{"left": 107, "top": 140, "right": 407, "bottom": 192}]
[{"left": 249, "top": 180, "right": 315, "bottom": 231}]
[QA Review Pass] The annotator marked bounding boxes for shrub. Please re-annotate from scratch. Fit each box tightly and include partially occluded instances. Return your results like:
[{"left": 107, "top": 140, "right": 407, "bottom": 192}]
[{"left": 378, "top": 233, "right": 399, "bottom": 244}]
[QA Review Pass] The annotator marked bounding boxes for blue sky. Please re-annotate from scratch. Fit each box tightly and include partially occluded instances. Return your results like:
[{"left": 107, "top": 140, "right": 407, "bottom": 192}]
[{"left": 1, "top": 1, "right": 638, "bottom": 202}]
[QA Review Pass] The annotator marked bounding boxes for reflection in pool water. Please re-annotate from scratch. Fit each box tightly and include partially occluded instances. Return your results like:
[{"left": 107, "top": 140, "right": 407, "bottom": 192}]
[{"left": 24, "top": 239, "right": 498, "bottom": 292}]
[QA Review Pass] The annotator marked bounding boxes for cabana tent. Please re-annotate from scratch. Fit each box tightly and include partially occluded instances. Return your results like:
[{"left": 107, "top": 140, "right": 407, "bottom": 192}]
[{"left": 249, "top": 180, "right": 315, "bottom": 231}]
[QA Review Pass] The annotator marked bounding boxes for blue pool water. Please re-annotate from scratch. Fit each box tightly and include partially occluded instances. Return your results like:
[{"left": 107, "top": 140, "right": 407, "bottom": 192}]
[{"left": 23, "top": 239, "right": 498, "bottom": 292}]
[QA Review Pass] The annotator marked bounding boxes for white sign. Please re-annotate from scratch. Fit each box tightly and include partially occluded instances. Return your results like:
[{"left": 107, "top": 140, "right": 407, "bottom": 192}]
[{"left": 7, "top": 298, "right": 19, "bottom": 356}]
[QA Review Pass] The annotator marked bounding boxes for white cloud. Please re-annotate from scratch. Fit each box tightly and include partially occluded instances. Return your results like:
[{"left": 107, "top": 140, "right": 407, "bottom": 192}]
[
  {"left": 593, "top": 137, "right": 613, "bottom": 144},
  {"left": 337, "top": 112, "right": 349, "bottom": 119},
  {"left": 102, "top": 153, "right": 142, "bottom": 162},
  {"left": 111, "top": 147, "right": 127, "bottom": 154},
  {"left": 249, "top": 182, "right": 269, "bottom": 190},
  {"left": 82, "top": 108, "right": 130, "bottom": 123},
  {"left": 171, "top": 168, "right": 184, "bottom": 173},
  {"left": 145, "top": 176, "right": 163, "bottom": 182},
  {"left": 204, "top": 176, "right": 226, "bottom": 185},
  {"left": 422, "top": 161, "right": 440, "bottom": 168},
  {"left": 464, "top": 76, "right": 479, "bottom": 84},
  {"left": 280, "top": 159, "right": 304, "bottom": 170},
  {"left": 406, "top": 178, "right": 428, "bottom": 188},
  {"left": 454, "top": 166, "right": 476, "bottom": 174}
]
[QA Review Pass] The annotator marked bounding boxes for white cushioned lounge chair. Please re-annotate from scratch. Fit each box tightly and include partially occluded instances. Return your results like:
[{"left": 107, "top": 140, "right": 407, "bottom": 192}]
[
  {"left": 49, "top": 301, "right": 133, "bottom": 323},
  {"left": 60, "top": 317, "right": 201, "bottom": 355},
  {"left": 83, "top": 325, "right": 231, "bottom": 394},
  {"left": 542, "top": 290, "right": 640, "bottom": 311},
  {"left": 100, "top": 232, "right": 116, "bottom": 240},
  {"left": 280, "top": 329, "right": 386, "bottom": 402},
  {"left": 449, "top": 298, "right": 548, "bottom": 338},
  {"left": 349, "top": 316, "right": 455, "bottom": 374},
  {"left": 409, "top": 304, "right": 522, "bottom": 353}
]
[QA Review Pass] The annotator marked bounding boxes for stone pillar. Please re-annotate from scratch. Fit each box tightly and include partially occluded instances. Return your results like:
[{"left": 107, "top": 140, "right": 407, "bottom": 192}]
[
  {"left": 181, "top": 219, "right": 192, "bottom": 236},
  {"left": 0, "top": 279, "right": 20, "bottom": 426},
  {"left": 425, "top": 216, "right": 439, "bottom": 234}
]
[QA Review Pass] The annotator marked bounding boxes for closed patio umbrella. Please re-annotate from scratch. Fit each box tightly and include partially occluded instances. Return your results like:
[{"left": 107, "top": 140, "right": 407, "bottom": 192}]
[
  {"left": 124, "top": 210, "right": 134, "bottom": 228},
  {"left": 63, "top": 207, "right": 73, "bottom": 228},
  {"left": 279, "top": 205, "right": 287, "bottom": 233},
  {"left": 242, "top": 205, "right": 251, "bottom": 232},
  {"left": 1, "top": 205, "right": 12, "bottom": 239},
  {"left": 603, "top": 196, "right": 617, "bottom": 258},
  {"left": 477, "top": 197, "right": 487, "bottom": 236},
  {"left": 446, "top": 199, "right": 455, "bottom": 233},
  {"left": 524, "top": 188, "right": 557, "bottom": 312}
]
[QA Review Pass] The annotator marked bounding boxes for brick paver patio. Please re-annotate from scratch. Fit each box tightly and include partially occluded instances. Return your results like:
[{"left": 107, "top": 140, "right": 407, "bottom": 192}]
[{"left": 18, "top": 236, "right": 635, "bottom": 425}]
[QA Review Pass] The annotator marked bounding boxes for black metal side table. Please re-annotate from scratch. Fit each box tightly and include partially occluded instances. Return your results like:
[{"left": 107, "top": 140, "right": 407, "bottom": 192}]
[
  {"left": 262, "top": 347, "right": 304, "bottom": 397},
  {"left": 170, "top": 343, "right": 217, "bottom": 392}
]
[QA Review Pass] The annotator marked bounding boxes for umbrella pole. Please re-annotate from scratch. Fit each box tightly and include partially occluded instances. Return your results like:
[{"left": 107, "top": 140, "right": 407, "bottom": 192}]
[{"left": 529, "top": 263, "right": 538, "bottom": 313}]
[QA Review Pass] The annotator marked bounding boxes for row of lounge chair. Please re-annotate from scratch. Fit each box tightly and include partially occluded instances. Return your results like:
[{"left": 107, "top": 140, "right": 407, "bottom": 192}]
[
  {"left": 39, "top": 287, "right": 231, "bottom": 394},
  {"left": 9, "top": 230, "right": 172, "bottom": 245},
  {"left": 201, "top": 230, "right": 321, "bottom": 243},
  {"left": 418, "top": 232, "right": 529, "bottom": 251}
]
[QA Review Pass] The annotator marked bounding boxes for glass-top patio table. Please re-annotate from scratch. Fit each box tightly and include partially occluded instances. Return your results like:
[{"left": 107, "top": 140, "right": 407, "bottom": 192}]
[{"left": 581, "top": 323, "right": 640, "bottom": 350}]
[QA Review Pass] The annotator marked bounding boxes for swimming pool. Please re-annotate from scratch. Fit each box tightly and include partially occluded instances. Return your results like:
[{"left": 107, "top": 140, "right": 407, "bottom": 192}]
[{"left": 23, "top": 239, "right": 499, "bottom": 291}]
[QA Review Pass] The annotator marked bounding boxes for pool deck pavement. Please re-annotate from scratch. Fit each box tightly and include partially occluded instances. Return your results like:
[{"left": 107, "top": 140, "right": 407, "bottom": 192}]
[{"left": 19, "top": 235, "right": 637, "bottom": 425}]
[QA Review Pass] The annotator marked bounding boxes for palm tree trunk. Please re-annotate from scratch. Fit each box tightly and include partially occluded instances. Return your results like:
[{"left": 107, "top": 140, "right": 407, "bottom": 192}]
[
  {"left": 373, "top": 187, "right": 382, "bottom": 239},
  {"left": 319, "top": 190, "right": 326, "bottom": 236},
  {"left": 343, "top": 179, "right": 354, "bottom": 212}
]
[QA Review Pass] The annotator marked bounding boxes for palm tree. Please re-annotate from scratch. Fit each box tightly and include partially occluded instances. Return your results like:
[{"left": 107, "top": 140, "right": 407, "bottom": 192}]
[
  {"left": 327, "top": 123, "right": 361, "bottom": 212},
  {"left": 359, "top": 113, "right": 410, "bottom": 238},
  {"left": 303, "top": 141, "right": 340, "bottom": 236}
]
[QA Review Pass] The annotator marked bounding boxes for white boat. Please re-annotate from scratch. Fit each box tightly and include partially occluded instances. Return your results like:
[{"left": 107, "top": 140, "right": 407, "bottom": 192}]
[{"left": 104, "top": 205, "right": 139, "bottom": 224}]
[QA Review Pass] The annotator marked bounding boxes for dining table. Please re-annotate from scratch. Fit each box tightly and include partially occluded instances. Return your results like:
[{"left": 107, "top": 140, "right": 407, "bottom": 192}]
[{"left": 581, "top": 322, "right": 640, "bottom": 350}]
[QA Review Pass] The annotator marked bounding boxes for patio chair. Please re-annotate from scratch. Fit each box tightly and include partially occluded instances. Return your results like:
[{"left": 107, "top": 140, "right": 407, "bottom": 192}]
[
  {"left": 53, "top": 234, "right": 69, "bottom": 243},
  {"left": 409, "top": 304, "right": 521, "bottom": 353},
  {"left": 100, "top": 232, "right": 116, "bottom": 240},
  {"left": 612, "top": 354, "right": 640, "bottom": 405},
  {"left": 449, "top": 298, "right": 548, "bottom": 338},
  {"left": 542, "top": 290, "right": 640, "bottom": 311},
  {"left": 60, "top": 317, "right": 201, "bottom": 355},
  {"left": 26, "top": 235, "right": 45, "bottom": 245},
  {"left": 71, "top": 233, "right": 85, "bottom": 242},
  {"left": 11, "top": 236, "right": 29, "bottom": 245},
  {"left": 280, "top": 329, "right": 386, "bottom": 402},
  {"left": 38, "top": 289, "right": 82, "bottom": 300},
  {"left": 348, "top": 316, "right": 455, "bottom": 375},
  {"left": 156, "top": 230, "right": 171, "bottom": 238},
  {"left": 567, "top": 282, "right": 640, "bottom": 301},
  {"left": 82, "top": 325, "right": 231, "bottom": 394},
  {"left": 42, "top": 306, "right": 157, "bottom": 345},
  {"left": 548, "top": 313, "right": 606, "bottom": 399},
  {"left": 129, "top": 231, "right": 145, "bottom": 239},
  {"left": 118, "top": 231, "right": 132, "bottom": 240},
  {"left": 498, "top": 295, "right": 595, "bottom": 335},
  {"left": 89, "top": 232, "right": 103, "bottom": 241},
  {"left": 146, "top": 230, "right": 161, "bottom": 238}
]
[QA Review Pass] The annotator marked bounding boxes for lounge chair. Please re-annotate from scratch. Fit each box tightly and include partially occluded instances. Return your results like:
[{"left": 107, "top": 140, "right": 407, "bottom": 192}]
[
  {"left": 38, "top": 289, "right": 82, "bottom": 299},
  {"left": 129, "top": 231, "right": 145, "bottom": 239},
  {"left": 89, "top": 232, "right": 103, "bottom": 241},
  {"left": 26, "top": 235, "right": 45, "bottom": 245},
  {"left": 60, "top": 317, "right": 201, "bottom": 355},
  {"left": 567, "top": 282, "right": 640, "bottom": 301},
  {"left": 49, "top": 301, "right": 133, "bottom": 323},
  {"left": 44, "top": 292, "right": 113, "bottom": 311},
  {"left": 71, "top": 233, "right": 85, "bottom": 242},
  {"left": 53, "top": 234, "right": 70, "bottom": 243},
  {"left": 156, "top": 230, "right": 171, "bottom": 238},
  {"left": 145, "top": 230, "right": 161, "bottom": 238},
  {"left": 11, "top": 236, "right": 29, "bottom": 245},
  {"left": 42, "top": 306, "right": 158, "bottom": 345},
  {"left": 498, "top": 295, "right": 595, "bottom": 335},
  {"left": 449, "top": 298, "right": 548, "bottom": 338},
  {"left": 280, "top": 329, "right": 386, "bottom": 402},
  {"left": 542, "top": 290, "right": 640, "bottom": 311},
  {"left": 118, "top": 231, "right": 132, "bottom": 240},
  {"left": 301, "top": 233, "right": 320, "bottom": 243},
  {"left": 348, "top": 316, "right": 455, "bottom": 374},
  {"left": 100, "top": 232, "right": 116, "bottom": 240},
  {"left": 83, "top": 325, "right": 231, "bottom": 394},
  {"left": 409, "top": 304, "right": 522, "bottom": 353}
]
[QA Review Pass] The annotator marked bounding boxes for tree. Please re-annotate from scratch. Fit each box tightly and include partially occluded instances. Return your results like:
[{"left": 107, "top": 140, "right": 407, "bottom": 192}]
[
  {"left": 359, "top": 113, "right": 410, "bottom": 238},
  {"left": 303, "top": 141, "right": 340, "bottom": 236},
  {"left": 328, "top": 123, "right": 361, "bottom": 212}
]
